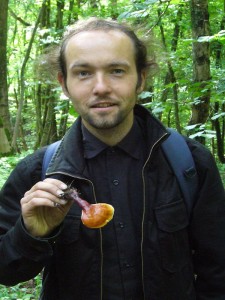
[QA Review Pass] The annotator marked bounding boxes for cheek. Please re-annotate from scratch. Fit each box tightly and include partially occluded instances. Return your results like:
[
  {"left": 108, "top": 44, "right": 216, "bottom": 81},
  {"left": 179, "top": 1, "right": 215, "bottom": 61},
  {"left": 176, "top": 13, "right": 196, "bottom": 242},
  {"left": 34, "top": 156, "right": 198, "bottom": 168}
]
[
  {"left": 123, "top": 83, "right": 138, "bottom": 99},
  {"left": 123, "top": 76, "right": 139, "bottom": 94},
  {"left": 67, "top": 82, "right": 89, "bottom": 100}
]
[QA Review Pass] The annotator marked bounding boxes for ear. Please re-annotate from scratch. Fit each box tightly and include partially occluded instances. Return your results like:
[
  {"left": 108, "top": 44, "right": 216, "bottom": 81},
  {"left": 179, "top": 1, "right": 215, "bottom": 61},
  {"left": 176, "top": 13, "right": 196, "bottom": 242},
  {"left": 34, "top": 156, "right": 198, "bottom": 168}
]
[
  {"left": 137, "top": 70, "right": 147, "bottom": 94},
  {"left": 57, "top": 72, "right": 70, "bottom": 98}
]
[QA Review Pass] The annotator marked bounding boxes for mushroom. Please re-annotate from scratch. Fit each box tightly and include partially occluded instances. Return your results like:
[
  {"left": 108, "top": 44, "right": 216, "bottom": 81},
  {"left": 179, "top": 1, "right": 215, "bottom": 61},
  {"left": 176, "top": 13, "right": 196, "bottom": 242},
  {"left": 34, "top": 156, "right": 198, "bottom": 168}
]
[{"left": 60, "top": 187, "right": 114, "bottom": 228}]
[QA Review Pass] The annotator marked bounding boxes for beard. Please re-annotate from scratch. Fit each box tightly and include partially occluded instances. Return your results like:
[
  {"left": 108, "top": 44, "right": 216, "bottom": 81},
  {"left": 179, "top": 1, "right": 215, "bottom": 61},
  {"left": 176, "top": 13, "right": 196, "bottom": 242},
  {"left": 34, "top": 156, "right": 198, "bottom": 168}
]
[
  {"left": 82, "top": 110, "right": 126, "bottom": 130},
  {"left": 74, "top": 95, "right": 137, "bottom": 132}
]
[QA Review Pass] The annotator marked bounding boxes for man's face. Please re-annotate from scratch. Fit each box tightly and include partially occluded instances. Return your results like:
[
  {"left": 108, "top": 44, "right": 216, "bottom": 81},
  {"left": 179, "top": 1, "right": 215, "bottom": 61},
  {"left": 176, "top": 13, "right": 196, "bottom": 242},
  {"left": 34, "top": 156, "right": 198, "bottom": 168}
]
[{"left": 59, "top": 30, "right": 145, "bottom": 135}]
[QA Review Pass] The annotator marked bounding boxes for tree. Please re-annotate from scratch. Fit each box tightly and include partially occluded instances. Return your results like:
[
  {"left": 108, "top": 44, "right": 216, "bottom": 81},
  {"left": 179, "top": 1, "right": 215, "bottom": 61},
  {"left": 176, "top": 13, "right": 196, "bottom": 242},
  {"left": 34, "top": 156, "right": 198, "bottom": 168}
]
[
  {"left": 157, "top": 3, "right": 183, "bottom": 132},
  {"left": 189, "top": 0, "right": 211, "bottom": 143},
  {"left": 211, "top": 0, "right": 225, "bottom": 163},
  {"left": 36, "top": 0, "right": 59, "bottom": 147},
  {"left": 3, "top": 0, "right": 225, "bottom": 161},
  {"left": 11, "top": 0, "right": 48, "bottom": 151},
  {"left": 0, "top": 0, "right": 11, "bottom": 154}
]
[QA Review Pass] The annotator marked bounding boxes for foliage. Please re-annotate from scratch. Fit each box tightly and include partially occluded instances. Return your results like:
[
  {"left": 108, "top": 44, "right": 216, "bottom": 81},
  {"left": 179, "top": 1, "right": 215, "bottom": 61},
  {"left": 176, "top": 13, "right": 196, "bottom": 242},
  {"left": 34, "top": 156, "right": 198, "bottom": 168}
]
[
  {"left": 0, "top": 150, "right": 32, "bottom": 188},
  {"left": 0, "top": 275, "right": 42, "bottom": 300},
  {"left": 2, "top": 0, "right": 225, "bottom": 158},
  {"left": 218, "top": 162, "right": 225, "bottom": 186}
]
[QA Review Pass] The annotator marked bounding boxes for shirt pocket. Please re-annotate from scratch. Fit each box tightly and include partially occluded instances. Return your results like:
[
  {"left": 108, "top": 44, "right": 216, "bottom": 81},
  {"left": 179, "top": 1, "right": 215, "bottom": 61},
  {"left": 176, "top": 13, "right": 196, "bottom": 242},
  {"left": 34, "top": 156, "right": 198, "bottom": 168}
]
[
  {"left": 154, "top": 199, "right": 190, "bottom": 273},
  {"left": 57, "top": 215, "right": 81, "bottom": 244}
]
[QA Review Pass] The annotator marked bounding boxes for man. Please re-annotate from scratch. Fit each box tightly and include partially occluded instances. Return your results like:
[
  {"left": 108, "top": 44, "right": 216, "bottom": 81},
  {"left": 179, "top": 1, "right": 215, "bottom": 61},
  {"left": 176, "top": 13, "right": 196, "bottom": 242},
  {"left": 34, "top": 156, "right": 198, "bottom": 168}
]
[{"left": 0, "top": 17, "right": 225, "bottom": 300}]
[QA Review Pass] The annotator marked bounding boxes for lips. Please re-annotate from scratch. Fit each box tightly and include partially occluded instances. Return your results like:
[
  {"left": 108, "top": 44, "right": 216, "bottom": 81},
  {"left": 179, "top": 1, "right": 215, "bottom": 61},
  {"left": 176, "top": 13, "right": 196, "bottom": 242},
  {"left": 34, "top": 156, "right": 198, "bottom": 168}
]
[
  {"left": 91, "top": 101, "right": 117, "bottom": 108},
  {"left": 93, "top": 103, "right": 115, "bottom": 108}
]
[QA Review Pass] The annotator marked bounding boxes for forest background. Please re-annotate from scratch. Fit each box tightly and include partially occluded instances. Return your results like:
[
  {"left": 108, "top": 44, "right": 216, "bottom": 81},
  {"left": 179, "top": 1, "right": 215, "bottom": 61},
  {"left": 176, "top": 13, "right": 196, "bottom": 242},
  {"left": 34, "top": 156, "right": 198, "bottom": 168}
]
[{"left": 0, "top": 0, "right": 225, "bottom": 298}]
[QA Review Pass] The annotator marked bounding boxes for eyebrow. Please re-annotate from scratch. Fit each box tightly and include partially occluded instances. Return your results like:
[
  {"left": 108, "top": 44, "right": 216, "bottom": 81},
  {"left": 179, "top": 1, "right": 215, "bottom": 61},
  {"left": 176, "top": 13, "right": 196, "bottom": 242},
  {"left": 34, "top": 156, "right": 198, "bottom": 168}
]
[
  {"left": 108, "top": 61, "right": 130, "bottom": 68},
  {"left": 69, "top": 61, "right": 131, "bottom": 70},
  {"left": 69, "top": 62, "right": 91, "bottom": 70}
]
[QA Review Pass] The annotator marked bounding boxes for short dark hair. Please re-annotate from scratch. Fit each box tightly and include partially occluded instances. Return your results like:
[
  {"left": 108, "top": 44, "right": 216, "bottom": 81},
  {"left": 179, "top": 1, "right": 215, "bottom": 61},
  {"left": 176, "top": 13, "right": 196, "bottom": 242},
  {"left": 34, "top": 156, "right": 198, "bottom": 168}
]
[{"left": 58, "top": 17, "right": 155, "bottom": 86}]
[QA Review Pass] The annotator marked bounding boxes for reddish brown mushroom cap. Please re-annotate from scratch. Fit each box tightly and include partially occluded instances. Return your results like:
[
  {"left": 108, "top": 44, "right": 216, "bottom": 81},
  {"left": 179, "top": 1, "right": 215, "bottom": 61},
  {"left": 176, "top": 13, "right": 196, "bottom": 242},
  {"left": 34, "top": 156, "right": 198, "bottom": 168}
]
[{"left": 81, "top": 203, "right": 114, "bottom": 228}]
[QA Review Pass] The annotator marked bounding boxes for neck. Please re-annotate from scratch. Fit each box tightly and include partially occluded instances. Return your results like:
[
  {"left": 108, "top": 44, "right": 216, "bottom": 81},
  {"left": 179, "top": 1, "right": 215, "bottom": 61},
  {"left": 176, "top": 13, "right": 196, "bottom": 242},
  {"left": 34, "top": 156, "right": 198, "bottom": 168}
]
[{"left": 82, "top": 114, "right": 134, "bottom": 146}]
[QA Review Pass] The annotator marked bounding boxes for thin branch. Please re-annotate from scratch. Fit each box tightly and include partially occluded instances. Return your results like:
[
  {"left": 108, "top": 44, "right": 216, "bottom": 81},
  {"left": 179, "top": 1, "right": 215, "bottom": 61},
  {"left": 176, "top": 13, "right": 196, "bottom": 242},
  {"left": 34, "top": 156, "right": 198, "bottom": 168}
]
[
  {"left": 11, "top": 0, "right": 48, "bottom": 150},
  {"left": 146, "top": 0, "right": 171, "bottom": 34},
  {"left": 9, "top": 8, "right": 31, "bottom": 26}
]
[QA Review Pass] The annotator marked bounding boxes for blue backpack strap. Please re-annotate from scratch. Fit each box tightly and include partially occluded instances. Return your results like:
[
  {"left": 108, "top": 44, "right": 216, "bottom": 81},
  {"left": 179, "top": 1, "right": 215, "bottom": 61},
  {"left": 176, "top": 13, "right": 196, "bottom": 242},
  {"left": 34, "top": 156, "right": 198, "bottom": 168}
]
[
  {"left": 161, "top": 128, "right": 198, "bottom": 217},
  {"left": 41, "top": 140, "right": 61, "bottom": 180}
]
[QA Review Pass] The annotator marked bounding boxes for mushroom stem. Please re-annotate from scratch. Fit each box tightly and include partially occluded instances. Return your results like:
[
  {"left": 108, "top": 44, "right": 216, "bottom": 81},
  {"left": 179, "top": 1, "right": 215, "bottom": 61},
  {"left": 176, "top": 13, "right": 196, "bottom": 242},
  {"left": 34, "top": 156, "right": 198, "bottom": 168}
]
[{"left": 60, "top": 188, "right": 90, "bottom": 211}]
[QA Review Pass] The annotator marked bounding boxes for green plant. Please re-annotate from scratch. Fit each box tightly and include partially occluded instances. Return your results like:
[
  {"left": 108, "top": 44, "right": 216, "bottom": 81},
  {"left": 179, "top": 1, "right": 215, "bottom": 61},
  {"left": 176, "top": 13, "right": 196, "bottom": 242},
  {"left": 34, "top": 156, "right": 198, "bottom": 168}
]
[
  {"left": 0, "top": 274, "right": 42, "bottom": 300},
  {"left": 0, "top": 151, "right": 32, "bottom": 188}
]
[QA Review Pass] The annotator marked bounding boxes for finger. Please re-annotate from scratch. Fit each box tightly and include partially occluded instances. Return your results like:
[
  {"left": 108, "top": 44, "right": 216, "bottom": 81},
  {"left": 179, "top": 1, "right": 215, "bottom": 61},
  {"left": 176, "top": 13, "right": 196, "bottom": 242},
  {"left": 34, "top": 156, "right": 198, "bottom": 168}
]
[
  {"left": 21, "top": 196, "right": 55, "bottom": 208},
  {"left": 22, "top": 189, "right": 60, "bottom": 203},
  {"left": 43, "top": 178, "right": 67, "bottom": 190},
  {"left": 21, "top": 195, "right": 68, "bottom": 210},
  {"left": 24, "top": 180, "right": 67, "bottom": 198},
  {"left": 21, "top": 190, "right": 69, "bottom": 207}
]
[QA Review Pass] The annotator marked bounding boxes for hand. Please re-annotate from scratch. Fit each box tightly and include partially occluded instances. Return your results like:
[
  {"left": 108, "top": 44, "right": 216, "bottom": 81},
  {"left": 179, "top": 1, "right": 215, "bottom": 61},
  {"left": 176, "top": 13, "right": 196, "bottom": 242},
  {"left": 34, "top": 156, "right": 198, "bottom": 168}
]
[{"left": 21, "top": 178, "right": 73, "bottom": 237}]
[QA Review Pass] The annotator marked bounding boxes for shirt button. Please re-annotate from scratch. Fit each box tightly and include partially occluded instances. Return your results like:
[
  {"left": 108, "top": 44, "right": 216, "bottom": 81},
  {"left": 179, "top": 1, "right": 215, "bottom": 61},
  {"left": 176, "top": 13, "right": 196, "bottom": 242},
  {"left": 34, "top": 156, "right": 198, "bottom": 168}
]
[
  {"left": 108, "top": 147, "right": 116, "bottom": 154},
  {"left": 118, "top": 222, "right": 124, "bottom": 228},
  {"left": 112, "top": 179, "right": 119, "bottom": 186},
  {"left": 124, "top": 263, "right": 132, "bottom": 268}
]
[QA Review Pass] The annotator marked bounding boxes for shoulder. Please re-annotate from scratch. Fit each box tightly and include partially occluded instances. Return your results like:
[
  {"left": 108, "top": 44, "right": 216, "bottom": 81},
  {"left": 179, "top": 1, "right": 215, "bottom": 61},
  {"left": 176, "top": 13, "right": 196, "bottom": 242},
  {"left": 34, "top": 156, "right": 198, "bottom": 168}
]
[
  {"left": 185, "top": 136, "right": 214, "bottom": 166},
  {"left": 17, "top": 147, "right": 46, "bottom": 174},
  {"left": 185, "top": 136, "right": 223, "bottom": 187},
  {"left": 0, "top": 147, "right": 48, "bottom": 209},
  {"left": 6, "top": 147, "right": 47, "bottom": 188}
]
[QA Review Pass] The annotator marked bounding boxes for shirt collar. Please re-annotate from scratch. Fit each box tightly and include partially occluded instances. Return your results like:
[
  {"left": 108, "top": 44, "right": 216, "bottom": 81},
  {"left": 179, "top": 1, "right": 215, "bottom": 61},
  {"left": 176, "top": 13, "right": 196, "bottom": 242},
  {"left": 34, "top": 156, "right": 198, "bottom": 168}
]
[
  {"left": 116, "top": 119, "right": 142, "bottom": 159},
  {"left": 82, "top": 118, "right": 143, "bottom": 160},
  {"left": 82, "top": 124, "right": 108, "bottom": 159}
]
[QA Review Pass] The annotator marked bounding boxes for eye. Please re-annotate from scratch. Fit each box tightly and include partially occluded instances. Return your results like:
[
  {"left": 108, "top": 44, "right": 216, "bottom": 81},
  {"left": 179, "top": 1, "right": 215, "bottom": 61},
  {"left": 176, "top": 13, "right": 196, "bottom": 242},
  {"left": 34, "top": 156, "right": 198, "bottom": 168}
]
[
  {"left": 111, "top": 69, "right": 125, "bottom": 76},
  {"left": 78, "top": 71, "right": 91, "bottom": 78}
]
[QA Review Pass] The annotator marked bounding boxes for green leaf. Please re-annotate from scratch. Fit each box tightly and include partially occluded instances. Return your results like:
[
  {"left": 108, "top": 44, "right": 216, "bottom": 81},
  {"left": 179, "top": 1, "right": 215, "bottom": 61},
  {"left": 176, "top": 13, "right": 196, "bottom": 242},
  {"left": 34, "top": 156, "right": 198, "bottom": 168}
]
[
  {"left": 197, "top": 36, "right": 214, "bottom": 42},
  {"left": 185, "top": 124, "right": 201, "bottom": 130},
  {"left": 145, "top": 0, "right": 159, "bottom": 4},
  {"left": 118, "top": 11, "right": 131, "bottom": 19},
  {"left": 211, "top": 112, "right": 225, "bottom": 120},
  {"left": 152, "top": 107, "right": 164, "bottom": 114},
  {"left": 139, "top": 91, "right": 154, "bottom": 99},
  {"left": 68, "top": 106, "right": 79, "bottom": 118},
  {"left": 170, "top": 0, "right": 184, "bottom": 4},
  {"left": 189, "top": 131, "right": 204, "bottom": 139},
  {"left": 197, "top": 30, "right": 225, "bottom": 43}
]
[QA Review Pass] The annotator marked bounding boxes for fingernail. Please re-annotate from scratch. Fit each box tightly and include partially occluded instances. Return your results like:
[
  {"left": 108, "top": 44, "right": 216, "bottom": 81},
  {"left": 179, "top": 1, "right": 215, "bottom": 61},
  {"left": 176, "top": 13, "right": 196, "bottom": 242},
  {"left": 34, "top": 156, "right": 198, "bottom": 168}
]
[
  {"left": 59, "top": 199, "right": 67, "bottom": 205},
  {"left": 57, "top": 190, "right": 64, "bottom": 197},
  {"left": 60, "top": 183, "right": 67, "bottom": 190}
]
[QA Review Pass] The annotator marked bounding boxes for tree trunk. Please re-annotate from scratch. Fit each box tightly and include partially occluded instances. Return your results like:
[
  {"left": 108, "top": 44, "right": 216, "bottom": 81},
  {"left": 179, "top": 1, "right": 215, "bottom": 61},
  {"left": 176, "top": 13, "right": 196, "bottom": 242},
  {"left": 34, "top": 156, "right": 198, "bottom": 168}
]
[
  {"left": 67, "top": 0, "right": 75, "bottom": 24},
  {"left": 56, "top": 0, "right": 65, "bottom": 29},
  {"left": 158, "top": 6, "right": 182, "bottom": 132},
  {"left": 0, "top": 0, "right": 12, "bottom": 154},
  {"left": 35, "top": 0, "right": 69, "bottom": 148},
  {"left": 34, "top": 84, "right": 44, "bottom": 148},
  {"left": 40, "top": 88, "right": 57, "bottom": 146},
  {"left": 212, "top": 1, "right": 225, "bottom": 163},
  {"left": 213, "top": 102, "right": 225, "bottom": 163},
  {"left": 189, "top": 0, "right": 211, "bottom": 143},
  {"left": 11, "top": 0, "right": 47, "bottom": 151},
  {"left": 110, "top": 0, "right": 118, "bottom": 19}
]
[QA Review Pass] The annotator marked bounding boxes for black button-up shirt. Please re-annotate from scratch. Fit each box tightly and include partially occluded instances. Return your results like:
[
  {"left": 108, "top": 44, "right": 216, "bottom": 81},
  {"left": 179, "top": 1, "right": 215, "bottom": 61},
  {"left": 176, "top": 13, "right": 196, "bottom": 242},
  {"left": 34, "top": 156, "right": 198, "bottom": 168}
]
[{"left": 82, "top": 117, "right": 147, "bottom": 299}]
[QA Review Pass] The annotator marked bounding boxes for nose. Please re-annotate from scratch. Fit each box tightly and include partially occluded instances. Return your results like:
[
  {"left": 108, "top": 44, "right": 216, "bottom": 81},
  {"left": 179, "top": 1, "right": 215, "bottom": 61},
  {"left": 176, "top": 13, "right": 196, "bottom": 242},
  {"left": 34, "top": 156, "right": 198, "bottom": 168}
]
[{"left": 93, "top": 73, "right": 111, "bottom": 95}]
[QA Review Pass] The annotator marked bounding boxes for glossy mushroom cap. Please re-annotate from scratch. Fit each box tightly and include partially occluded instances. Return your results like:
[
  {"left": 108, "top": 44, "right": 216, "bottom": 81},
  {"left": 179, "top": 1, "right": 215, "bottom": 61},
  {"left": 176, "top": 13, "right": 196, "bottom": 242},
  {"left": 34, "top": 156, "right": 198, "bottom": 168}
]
[{"left": 81, "top": 203, "right": 114, "bottom": 228}]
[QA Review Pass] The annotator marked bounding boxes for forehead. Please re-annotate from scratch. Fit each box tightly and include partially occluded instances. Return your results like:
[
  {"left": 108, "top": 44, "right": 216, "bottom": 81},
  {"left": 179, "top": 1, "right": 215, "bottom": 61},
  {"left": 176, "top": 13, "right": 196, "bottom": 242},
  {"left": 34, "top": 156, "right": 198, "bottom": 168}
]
[{"left": 64, "top": 30, "right": 136, "bottom": 62}]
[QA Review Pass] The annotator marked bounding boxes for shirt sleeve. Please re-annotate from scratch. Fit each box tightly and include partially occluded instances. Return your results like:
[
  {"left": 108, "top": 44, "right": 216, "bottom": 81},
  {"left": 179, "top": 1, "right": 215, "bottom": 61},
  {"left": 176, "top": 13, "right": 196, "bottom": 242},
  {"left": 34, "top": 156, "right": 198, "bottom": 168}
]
[
  {"left": 188, "top": 140, "right": 225, "bottom": 299},
  {"left": 0, "top": 149, "right": 60, "bottom": 286}
]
